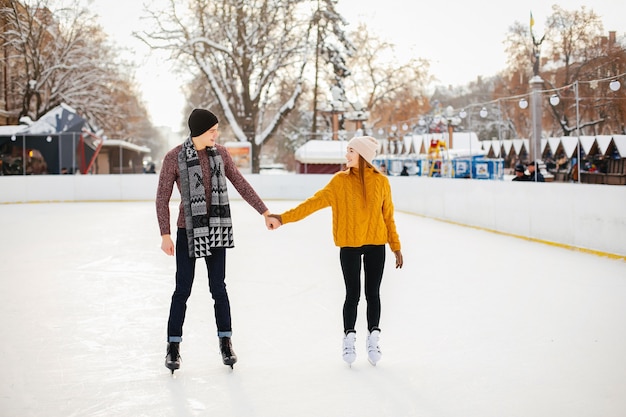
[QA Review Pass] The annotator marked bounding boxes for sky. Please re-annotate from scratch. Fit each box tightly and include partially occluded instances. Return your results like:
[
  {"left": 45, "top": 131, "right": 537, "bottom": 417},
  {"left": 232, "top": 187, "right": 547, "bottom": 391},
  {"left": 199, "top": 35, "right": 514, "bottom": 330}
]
[
  {"left": 2, "top": 200, "right": 625, "bottom": 416},
  {"left": 85, "top": 0, "right": 624, "bottom": 132}
]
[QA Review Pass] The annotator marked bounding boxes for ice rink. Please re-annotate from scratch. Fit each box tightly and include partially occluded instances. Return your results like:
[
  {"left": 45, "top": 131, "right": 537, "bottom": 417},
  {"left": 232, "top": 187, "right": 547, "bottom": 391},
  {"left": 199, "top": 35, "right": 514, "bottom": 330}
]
[{"left": 1, "top": 200, "right": 625, "bottom": 417}]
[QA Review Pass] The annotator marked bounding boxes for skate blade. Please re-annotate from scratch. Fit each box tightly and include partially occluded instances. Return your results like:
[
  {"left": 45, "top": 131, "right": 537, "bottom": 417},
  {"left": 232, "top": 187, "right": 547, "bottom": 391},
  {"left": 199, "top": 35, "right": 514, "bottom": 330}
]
[
  {"left": 223, "top": 359, "right": 237, "bottom": 368},
  {"left": 367, "top": 356, "right": 380, "bottom": 366},
  {"left": 166, "top": 361, "right": 181, "bottom": 373}
]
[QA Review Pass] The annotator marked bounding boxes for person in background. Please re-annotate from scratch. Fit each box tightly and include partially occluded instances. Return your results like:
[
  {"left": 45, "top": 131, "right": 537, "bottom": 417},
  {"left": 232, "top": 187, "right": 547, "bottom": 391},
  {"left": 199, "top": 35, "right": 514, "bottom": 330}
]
[
  {"left": 512, "top": 164, "right": 530, "bottom": 181},
  {"left": 527, "top": 160, "right": 545, "bottom": 182},
  {"left": 156, "top": 108, "right": 280, "bottom": 373},
  {"left": 268, "top": 136, "right": 403, "bottom": 367}
]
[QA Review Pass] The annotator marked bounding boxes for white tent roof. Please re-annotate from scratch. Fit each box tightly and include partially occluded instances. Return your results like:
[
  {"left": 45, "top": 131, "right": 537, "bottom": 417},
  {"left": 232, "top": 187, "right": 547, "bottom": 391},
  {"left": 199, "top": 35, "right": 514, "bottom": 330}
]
[
  {"left": 579, "top": 136, "right": 596, "bottom": 155},
  {"left": 502, "top": 140, "right": 513, "bottom": 156},
  {"left": 101, "top": 139, "right": 151, "bottom": 153},
  {"left": 450, "top": 132, "right": 482, "bottom": 152},
  {"left": 547, "top": 137, "right": 561, "bottom": 155},
  {"left": 294, "top": 135, "right": 626, "bottom": 163},
  {"left": 488, "top": 139, "right": 502, "bottom": 157},
  {"left": 511, "top": 139, "right": 528, "bottom": 155},
  {"left": 613, "top": 135, "right": 626, "bottom": 157},
  {"left": 294, "top": 140, "right": 347, "bottom": 164},
  {"left": 595, "top": 135, "right": 613, "bottom": 155},
  {"left": 0, "top": 125, "right": 25, "bottom": 135},
  {"left": 560, "top": 137, "right": 579, "bottom": 158}
]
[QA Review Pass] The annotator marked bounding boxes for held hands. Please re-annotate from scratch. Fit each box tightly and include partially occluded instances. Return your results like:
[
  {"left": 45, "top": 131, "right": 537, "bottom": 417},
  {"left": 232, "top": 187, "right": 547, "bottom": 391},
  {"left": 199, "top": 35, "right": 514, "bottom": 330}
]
[
  {"left": 161, "top": 212, "right": 281, "bottom": 256},
  {"left": 394, "top": 250, "right": 403, "bottom": 269},
  {"left": 263, "top": 211, "right": 282, "bottom": 230}
]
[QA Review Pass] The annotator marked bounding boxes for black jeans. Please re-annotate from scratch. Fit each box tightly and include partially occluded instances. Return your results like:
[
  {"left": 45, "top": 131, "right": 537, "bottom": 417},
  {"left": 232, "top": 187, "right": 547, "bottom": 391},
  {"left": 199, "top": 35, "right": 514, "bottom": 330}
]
[
  {"left": 167, "top": 228, "right": 232, "bottom": 342},
  {"left": 339, "top": 245, "right": 385, "bottom": 334}
]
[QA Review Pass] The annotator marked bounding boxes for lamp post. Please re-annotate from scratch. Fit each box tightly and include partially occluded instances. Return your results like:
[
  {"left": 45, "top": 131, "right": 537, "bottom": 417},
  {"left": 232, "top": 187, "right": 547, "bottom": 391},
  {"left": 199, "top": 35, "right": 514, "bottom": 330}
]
[
  {"left": 574, "top": 80, "right": 581, "bottom": 184},
  {"left": 458, "top": 109, "right": 471, "bottom": 178},
  {"left": 459, "top": 106, "right": 491, "bottom": 179},
  {"left": 389, "top": 124, "right": 398, "bottom": 154},
  {"left": 345, "top": 100, "right": 368, "bottom": 136},
  {"left": 529, "top": 75, "right": 544, "bottom": 165}
]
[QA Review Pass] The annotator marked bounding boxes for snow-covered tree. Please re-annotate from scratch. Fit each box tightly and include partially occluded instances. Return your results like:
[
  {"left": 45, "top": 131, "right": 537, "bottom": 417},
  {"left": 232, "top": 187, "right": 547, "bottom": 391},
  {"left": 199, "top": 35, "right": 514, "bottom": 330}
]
[
  {"left": 343, "top": 23, "right": 431, "bottom": 130},
  {"left": 309, "top": 0, "right": 354, "bottom": 137},
  {"left": 502, "top": 5, "right": 625, "bottom": 137},
  {"left": 138, "top": 0, "right": 350, "bottom": 172},
  {"left": 0, "top": 0, "right": 164, "bottom": 152}
]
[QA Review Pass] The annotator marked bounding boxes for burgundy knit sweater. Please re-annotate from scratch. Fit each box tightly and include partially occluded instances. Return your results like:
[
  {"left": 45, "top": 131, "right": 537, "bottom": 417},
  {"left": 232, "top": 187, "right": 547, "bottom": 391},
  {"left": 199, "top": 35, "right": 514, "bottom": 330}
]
[{"left": 156, "top": 143, "right": 268, "bottom": 236}]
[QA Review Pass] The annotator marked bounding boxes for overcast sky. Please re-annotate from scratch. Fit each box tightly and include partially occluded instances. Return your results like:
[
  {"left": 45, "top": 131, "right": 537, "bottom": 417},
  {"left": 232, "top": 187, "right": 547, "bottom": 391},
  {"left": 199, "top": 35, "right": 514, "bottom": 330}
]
[{"left": 85, "top": 0, "right": 624, "bottom": 132}]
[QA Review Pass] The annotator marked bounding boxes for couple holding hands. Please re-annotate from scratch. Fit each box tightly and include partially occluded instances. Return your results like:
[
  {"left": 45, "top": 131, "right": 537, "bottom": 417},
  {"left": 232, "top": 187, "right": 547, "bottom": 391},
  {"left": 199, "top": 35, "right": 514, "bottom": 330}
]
[{"left": 156, "top": 109, "right": 403, "bottom": 373}]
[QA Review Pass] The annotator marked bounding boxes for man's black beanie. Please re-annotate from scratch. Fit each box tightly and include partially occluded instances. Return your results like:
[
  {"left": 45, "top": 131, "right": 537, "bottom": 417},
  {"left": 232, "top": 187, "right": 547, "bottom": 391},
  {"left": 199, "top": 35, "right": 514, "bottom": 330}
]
[{"left": 188, "top": 109, "right": 218, "bottom": 137}]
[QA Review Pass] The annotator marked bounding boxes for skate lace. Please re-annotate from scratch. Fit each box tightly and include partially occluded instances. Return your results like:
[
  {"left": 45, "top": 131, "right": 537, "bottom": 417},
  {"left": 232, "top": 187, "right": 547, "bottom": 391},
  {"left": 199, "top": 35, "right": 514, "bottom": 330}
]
[
  {"left": 367, "top": 336, "right": 380, "bottom": 354},
  {"left": 343, "top": 335, "right": 356, "bottom": 355}
]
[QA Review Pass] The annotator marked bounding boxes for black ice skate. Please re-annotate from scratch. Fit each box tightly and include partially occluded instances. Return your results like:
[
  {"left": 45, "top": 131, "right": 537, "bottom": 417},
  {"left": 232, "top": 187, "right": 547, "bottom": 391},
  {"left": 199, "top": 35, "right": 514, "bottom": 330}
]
[
  {"left": 219, "top": 337, "right": 237, "bottom": 368},
  {"left": 165, "top": 342, "right": 181, "bottom": 374}
]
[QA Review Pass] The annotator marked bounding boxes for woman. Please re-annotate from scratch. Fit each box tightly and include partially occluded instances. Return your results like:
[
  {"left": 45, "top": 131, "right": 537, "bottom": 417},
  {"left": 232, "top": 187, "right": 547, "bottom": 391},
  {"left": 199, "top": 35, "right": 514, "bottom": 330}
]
[{"left": 269, "top": 136, "right": 403, "bottom": 366}]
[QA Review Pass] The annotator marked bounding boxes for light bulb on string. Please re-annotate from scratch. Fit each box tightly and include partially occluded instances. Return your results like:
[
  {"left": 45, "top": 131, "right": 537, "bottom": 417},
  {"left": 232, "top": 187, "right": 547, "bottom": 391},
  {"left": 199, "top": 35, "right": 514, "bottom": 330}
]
[
  {"left": 549, "top": 94, "right": 560, "bottom": 106},
  {"left": 609, "top": 80, "right": 621, "bottom": 92},
  {"left": 518, "top": 98, "right": 528, "bottom": 109}
]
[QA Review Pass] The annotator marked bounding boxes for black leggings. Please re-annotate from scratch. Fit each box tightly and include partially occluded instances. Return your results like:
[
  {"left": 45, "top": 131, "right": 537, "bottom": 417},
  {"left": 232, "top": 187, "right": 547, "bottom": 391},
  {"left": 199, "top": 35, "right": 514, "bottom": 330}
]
[{"left": 339, "top": 245, "right": 385, "bottom": 334}]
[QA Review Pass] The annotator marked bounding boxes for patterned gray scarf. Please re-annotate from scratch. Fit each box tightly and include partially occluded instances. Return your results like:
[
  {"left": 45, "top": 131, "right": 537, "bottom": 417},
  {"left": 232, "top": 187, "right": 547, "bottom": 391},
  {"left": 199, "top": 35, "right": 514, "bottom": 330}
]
[{"left": 178, "top": 137, "right": 234, "bottom": 258}]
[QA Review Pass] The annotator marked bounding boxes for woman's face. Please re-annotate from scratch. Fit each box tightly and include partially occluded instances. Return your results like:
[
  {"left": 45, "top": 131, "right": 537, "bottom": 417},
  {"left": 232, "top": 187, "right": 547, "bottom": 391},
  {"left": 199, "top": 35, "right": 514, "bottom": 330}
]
[{"left": 346, "top": 147, "right": 360, "bottom": 168}]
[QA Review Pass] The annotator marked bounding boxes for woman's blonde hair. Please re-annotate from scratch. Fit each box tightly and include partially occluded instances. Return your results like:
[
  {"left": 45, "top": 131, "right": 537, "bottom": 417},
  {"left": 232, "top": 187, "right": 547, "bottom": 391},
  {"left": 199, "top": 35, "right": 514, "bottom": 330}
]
[{"left": 356, "top": 155, "right": 380, "bottom": 204}]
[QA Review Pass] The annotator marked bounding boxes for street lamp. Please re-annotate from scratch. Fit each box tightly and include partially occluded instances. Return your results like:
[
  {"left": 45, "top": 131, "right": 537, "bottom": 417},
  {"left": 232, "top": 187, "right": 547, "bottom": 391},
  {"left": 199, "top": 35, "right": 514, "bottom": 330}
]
[
  {"left": 458, "top": 109, "right": 472, "bottom": 178},
  {"left": 445, "top": 105, "right": 461, "bottom": 149},
  {"left": 389, "top": 125, "right": 398, "bottom": 154}
]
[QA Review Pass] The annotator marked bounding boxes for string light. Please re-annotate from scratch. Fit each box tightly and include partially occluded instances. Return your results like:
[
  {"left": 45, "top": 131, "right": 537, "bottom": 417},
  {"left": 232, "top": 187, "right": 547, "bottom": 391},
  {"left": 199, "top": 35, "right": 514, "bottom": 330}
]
[{"left": 609, "top": 80, "right": 621, "bottom": 92}]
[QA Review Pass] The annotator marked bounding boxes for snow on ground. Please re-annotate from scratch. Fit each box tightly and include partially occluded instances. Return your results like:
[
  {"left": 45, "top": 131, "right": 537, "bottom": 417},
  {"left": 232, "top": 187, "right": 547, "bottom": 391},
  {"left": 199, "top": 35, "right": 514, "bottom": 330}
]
[{"left": 1, "top": 201, "right": 625, "bottom": 417}]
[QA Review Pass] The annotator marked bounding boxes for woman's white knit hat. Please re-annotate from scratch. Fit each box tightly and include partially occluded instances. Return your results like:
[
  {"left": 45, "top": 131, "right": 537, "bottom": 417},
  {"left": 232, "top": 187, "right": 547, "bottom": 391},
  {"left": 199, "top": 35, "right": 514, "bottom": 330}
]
[{"left": 347, "top": 136, "right": 379, "bottom": 164}]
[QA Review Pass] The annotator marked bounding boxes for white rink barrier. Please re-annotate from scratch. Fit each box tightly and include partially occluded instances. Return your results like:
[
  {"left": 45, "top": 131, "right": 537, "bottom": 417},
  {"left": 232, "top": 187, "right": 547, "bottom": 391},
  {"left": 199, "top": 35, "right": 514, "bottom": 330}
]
[{"left": 1, "top": 174, "right": 625, "bottom": 257}]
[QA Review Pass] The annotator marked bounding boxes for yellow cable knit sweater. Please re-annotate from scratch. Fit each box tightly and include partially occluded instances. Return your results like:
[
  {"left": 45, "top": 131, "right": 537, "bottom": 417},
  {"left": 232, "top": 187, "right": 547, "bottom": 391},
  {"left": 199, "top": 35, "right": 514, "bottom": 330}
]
[{"left": 280, "top": 166, "right": 401, "bottom": 251}]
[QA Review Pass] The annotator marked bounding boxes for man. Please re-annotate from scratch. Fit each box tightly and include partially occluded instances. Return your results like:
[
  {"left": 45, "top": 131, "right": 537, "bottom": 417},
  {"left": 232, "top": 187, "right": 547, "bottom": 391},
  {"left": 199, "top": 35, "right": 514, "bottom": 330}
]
[
  {"left": 527, "top": 160, "right": 545, "bottom": 182},
  {"left": 512, "top": 164, "right": 530, "bottom": 181},
  {"left": 156, "top": 108, "right": 279, "bottom": 372}
]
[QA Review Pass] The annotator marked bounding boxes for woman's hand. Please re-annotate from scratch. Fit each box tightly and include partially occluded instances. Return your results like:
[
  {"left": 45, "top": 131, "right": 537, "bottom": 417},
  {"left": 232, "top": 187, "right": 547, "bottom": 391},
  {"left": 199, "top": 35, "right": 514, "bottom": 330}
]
[
  {"left": 263, "top": 210, "right": 282, "bottom": 230},
  {"left": 394, "top": 250, "right": 403, "bottom": 269}
]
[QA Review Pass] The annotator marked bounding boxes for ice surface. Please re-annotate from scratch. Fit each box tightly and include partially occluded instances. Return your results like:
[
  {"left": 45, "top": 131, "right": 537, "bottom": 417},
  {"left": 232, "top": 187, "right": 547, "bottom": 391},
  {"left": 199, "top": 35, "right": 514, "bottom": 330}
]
[{"left": 1, "top": 201, "right": 625, "bottom": 417}]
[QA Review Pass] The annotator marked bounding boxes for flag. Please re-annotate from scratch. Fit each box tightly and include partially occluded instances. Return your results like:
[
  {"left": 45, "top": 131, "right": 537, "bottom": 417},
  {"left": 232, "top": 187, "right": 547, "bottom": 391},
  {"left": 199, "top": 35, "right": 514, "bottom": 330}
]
[{"left": 530, "top": 11, "right": 535, "bottom": 28}]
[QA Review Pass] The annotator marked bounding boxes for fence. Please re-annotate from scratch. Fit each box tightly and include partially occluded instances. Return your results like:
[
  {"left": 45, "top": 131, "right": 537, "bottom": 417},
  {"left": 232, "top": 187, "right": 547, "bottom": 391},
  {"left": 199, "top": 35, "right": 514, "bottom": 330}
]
[{"left": 1, "top": 174, "right": 625, "bottom": 258}]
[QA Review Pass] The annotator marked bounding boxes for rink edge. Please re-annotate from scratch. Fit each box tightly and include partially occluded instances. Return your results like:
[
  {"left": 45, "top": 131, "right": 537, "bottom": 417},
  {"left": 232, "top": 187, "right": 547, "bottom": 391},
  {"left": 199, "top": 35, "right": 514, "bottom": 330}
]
[{"left": 3, "top": 199, "right": 623, "bottom": 262}]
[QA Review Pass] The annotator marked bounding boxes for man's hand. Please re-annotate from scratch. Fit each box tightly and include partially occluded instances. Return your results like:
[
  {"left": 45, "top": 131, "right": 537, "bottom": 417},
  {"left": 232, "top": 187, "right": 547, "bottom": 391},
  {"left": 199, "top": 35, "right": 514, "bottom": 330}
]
[
  {"left": 263, "top": 210, "right": 281, "bottom": 230},
  {"left": 161, "top": 234, "right": 175, "bottom": 256}
]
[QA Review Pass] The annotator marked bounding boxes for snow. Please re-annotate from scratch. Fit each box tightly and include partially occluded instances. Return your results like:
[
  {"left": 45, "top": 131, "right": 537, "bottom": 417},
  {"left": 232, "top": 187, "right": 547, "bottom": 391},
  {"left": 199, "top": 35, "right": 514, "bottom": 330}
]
[{"left": 1, "top": 200, "right": 625, "bottom": 417}]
